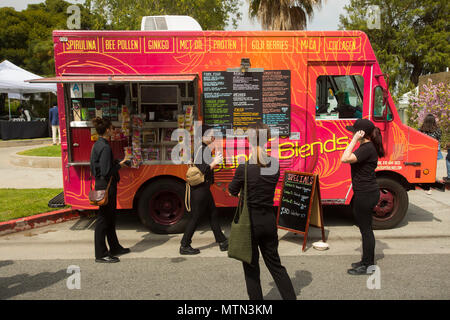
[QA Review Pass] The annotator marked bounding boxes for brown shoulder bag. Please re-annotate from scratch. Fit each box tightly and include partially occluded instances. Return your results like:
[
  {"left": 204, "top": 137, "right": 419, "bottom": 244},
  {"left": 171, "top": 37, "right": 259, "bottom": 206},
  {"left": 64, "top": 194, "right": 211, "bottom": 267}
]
[{"left": 89, "top": 177, "right": 112, "bottom": 206}]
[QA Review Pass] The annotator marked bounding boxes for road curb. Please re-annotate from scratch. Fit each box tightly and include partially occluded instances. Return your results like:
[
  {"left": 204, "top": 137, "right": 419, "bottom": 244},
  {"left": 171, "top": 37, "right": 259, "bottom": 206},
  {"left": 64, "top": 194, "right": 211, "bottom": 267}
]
[
  {"left": 0, "top": 209, "right": 91, "bottom": 236},
  {"left": 0, "top": 138, "right": 52, "bottom": 148},
  {"left": 10, "top": 151, "right": 61, "bottom": 168}
]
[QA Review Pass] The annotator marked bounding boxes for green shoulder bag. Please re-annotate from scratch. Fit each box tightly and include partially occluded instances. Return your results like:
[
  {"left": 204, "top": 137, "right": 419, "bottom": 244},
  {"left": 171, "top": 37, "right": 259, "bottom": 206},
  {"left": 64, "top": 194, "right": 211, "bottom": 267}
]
[{"left": 228, "top": 162, "right": 253, "bottom": 265}]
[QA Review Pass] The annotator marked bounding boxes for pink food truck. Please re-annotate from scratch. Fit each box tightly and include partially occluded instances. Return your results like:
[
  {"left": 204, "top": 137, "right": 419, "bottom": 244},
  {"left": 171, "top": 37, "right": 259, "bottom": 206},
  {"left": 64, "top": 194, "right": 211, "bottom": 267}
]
[{"left": 32, "top": 28, "right": 440, "bottom": 233}]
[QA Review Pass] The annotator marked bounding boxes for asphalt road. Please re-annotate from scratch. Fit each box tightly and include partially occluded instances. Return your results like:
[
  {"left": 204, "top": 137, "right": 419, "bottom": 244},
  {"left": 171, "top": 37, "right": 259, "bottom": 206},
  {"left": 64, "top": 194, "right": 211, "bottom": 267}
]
[
  {"left": 1, "top": 188, "right": 450, "bottom": 300},
  {"left": 1, "top": 254, "right": 449, "bottom": 300}
]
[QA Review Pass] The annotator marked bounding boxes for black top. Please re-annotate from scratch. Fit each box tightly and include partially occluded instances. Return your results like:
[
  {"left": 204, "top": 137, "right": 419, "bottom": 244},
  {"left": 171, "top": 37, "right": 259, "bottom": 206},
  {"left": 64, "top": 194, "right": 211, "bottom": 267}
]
[
  {"left": 350, "top": 141, "right": 379, "bottom": 194},
  {"left": 193, "top": 143, "right": 214, "bottom": 187},
  {"left": 228, "top": 157, "right": 280, "bottom": 209},
  {"left": 90, "top": 137, "right": 121, "bottom": 190},
  {"left": 420, "top": 128, "right": 442, "bottom": 142}
]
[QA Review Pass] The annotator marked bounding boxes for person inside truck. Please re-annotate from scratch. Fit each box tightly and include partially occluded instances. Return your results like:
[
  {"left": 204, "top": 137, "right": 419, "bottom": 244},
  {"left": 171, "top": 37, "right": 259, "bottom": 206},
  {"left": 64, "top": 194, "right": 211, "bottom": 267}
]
[{"left": 334, "top": 91, "right": 361, "bottom": 119}]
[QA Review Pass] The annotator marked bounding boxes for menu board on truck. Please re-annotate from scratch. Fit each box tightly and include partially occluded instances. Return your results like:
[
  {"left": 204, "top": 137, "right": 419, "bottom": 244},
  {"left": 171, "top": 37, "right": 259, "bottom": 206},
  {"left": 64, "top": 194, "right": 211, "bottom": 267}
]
[{"left": 202, "top": 70, "right": 291, "bottom": 136}]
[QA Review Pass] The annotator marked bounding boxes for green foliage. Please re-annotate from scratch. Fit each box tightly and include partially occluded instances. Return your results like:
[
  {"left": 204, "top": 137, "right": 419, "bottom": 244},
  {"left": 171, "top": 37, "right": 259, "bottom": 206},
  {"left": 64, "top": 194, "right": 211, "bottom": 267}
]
[
  {"left": 0, "top": 0, "right": 98, "bottom": 77},
  {"left": 248, "top": 0, "right": 323, "bottom": 30},
  {"left": 84, "top": 0, "right": 242, "bottom": 30},
  {"left": 18, "top": 145, "right": 62, "bottom": 157},
  {"left": 0, "top": 188, "right": 66, "bottom": 222},
  {"left": 339, "top": 0, "right": 450, "bottom": 103}
]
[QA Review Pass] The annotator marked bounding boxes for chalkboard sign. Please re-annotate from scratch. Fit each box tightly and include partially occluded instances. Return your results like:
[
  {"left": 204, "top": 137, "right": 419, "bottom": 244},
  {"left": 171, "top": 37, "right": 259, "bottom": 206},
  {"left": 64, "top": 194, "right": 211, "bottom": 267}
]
[
  {"left": 202, "top": 70, "right": 291, "bottom": 135},
  {"left": 277, "top": 171, "right": 325, "bottom": 251}
]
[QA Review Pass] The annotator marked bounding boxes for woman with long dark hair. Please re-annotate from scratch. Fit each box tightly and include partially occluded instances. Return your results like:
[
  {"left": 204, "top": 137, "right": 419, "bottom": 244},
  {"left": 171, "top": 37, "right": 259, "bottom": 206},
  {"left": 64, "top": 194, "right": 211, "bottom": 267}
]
[
  {"left": 420, "top": 114, "right": 443, "bottom": 194},
  {"left": 90, "top": 117, "right": 130, "bottom": 263},
  {"left": 341, "top": 119, "right": 385, "bottom": 275},
  {"left": 229, "top": 122, "right": 296, "bottom": 300}
]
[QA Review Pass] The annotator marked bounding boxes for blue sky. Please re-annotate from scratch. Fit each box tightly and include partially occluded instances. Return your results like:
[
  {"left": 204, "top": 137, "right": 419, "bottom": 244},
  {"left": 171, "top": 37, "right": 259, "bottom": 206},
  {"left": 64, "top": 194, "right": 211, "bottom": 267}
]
[{"left": 1, "top": 0, "right": 351, "bottom": 31}]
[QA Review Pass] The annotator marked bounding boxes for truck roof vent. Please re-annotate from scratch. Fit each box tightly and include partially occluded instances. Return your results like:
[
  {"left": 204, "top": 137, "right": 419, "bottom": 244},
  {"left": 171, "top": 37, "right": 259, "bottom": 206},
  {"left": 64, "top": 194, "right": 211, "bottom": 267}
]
[{"left": 141, "top": 16, "right": 202, "bottom": 31}]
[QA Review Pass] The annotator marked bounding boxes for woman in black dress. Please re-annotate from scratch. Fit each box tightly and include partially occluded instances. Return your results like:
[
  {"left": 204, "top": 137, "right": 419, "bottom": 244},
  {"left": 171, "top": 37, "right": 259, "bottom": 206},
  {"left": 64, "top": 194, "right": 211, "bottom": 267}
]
[
  {"left": 341, "top": 119, "right": 385, "bottom": 275},
  {"left": 90, "top": 117, "right": 130, "bottom": 263}
]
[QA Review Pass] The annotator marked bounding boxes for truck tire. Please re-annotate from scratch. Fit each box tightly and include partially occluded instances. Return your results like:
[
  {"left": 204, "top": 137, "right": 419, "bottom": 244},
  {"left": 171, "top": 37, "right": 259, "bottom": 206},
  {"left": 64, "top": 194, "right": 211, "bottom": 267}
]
[
  {"left": 137, "top": 178, "right": 189, "bottom": 234},
  {"left": 372, "top": 177, "right": 409, "bottom": 229}
]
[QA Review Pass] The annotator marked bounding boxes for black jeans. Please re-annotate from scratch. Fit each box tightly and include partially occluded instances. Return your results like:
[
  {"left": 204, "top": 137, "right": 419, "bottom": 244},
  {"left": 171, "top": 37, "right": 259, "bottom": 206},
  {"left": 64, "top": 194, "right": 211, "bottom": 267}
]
[
  {"left": 181, "top": 184, "right": 227, "bottom": 247},
  {"left": 94, "top": 184, "right": 122, "bottom": 259},
  {"left": 352, "top": 191, "right": 380, "bottom": 266},
  {"left": 243, "top": 207, "right": 296, "bottom": 300}
]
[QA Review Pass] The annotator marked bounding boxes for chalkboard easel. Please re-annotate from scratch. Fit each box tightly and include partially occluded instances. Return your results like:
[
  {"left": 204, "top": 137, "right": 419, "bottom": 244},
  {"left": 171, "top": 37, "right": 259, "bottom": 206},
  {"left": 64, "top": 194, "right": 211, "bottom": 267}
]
[{"left": 276, "top": 171, "right": 326, "bottom": 252}]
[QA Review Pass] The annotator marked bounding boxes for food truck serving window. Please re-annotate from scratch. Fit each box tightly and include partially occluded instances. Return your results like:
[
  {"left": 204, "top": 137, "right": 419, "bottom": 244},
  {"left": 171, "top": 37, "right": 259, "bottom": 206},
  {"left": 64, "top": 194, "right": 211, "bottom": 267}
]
[
  {"left": 30, "top": 75, "right": 198, "bottom": 164},
  {"left": 316, "top": 75, "right": 364, "bottom": 120}
]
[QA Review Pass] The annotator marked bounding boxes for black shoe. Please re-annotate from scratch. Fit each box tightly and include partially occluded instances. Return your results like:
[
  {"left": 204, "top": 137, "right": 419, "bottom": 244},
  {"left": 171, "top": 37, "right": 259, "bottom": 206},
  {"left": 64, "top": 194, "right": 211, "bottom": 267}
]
[
  {"left": 351, "top": 261, "right": 363, "bottom": 269},
  {"left": 95, "top": 255, "right": 120, "bottom": 263},
  {"left": 219, "top": 239, "right": 228, "bottom": 251},
  {"left": 110, "top": 247, "right": 131, "bottom": 256},
  {"left": 180, "top": 245, "right": 200, "bottom": 255},
  {"left": 347, "top": 264, "right": 375, "bottom": 275}
]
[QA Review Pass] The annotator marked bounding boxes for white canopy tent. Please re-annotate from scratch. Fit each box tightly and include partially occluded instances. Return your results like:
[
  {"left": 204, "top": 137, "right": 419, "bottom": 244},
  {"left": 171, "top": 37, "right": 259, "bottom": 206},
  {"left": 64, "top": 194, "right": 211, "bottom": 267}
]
[{"left": 0, "top": 60, "right": 56, "bottom": 119}]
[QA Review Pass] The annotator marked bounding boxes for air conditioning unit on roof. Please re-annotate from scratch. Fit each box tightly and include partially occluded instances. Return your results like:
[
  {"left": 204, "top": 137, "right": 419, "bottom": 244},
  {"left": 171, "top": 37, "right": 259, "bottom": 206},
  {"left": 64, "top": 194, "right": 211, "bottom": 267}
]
[{"left": 141, "top": 16, "right": 202, "bottom": 31}]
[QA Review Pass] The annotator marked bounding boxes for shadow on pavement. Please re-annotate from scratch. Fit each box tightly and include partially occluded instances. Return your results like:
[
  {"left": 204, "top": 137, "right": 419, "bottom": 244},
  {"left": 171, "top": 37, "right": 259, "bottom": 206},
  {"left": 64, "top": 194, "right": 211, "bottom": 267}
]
[
  {"left": 264, "top": 270, "right": 313, "bottom": 300},
  {"left": 0, "top": 269, "right": 67, "bottom": 300}
]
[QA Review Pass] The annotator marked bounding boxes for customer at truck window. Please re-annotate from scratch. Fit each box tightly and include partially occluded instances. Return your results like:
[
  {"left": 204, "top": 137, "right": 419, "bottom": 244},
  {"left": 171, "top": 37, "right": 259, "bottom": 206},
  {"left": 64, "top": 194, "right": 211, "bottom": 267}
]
[
  {"left": 341, "top": 119, "right": 385, "bottom": 275},
  {"left": 90, "top": 117, "right": 130, "bottom": 263},
  {"left": 419, "top": 114, "right": 443, "bottom": 194},
  {"left": 180, "top": 127, "right": 228, "bottom": 255},
  {"left": 228, "top": 122, "right": 296, "bottom": 300}
]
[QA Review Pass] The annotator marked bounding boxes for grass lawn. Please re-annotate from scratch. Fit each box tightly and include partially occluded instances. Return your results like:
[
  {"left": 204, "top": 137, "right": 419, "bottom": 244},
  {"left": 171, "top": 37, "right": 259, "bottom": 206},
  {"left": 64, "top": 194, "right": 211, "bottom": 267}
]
[
  {"left": 0, "top": 189, "right": 68, "bottom": 222},
  {"left": 17, "top": 145, "right": 62, "bottom": 157}
]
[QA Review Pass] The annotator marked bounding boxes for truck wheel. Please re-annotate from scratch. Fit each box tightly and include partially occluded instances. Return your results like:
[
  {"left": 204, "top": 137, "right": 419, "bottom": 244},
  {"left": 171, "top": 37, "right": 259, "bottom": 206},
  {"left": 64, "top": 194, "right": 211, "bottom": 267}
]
[
  {"left": 372, "top": 177, "right": 409, "bottom": 229},
  {"left": 137, "top": 178, "right": 188, "bottom": 234}
]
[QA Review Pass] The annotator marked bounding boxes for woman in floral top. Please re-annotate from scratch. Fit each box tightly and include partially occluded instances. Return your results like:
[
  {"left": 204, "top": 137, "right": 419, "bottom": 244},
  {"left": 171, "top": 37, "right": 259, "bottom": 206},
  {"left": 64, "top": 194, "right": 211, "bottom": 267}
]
[{"left": 420, "top": 114, "right": 443, "bottom": 194}]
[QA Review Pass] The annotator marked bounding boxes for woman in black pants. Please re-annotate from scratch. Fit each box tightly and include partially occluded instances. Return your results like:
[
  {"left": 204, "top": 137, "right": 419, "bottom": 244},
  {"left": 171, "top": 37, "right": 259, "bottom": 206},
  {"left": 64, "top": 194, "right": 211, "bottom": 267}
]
[
  {"left": 229, "top": 123, "right": 296, "bottom": 300},
  {"left": 180, "top": 128, "right": 228, "bottom": 255},
  {"left": 341, "top": 119, "right": 385, "bottom": 275},
  {"left": 90, "top": 117, "right": 130, "bottom": 263}
]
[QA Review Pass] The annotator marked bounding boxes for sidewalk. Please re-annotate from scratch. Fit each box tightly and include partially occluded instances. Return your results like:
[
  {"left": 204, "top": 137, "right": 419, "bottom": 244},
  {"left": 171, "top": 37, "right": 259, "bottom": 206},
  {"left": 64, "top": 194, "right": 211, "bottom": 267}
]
[{"left": 0, "top": 145, "right": 63, "bottom": 189}]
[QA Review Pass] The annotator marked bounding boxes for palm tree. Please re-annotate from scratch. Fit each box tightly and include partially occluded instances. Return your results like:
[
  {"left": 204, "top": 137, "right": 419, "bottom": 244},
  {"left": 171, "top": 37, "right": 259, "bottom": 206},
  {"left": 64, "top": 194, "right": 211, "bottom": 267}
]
[{"left": 248, "top": 0, "right": 325, "bottom": 30}]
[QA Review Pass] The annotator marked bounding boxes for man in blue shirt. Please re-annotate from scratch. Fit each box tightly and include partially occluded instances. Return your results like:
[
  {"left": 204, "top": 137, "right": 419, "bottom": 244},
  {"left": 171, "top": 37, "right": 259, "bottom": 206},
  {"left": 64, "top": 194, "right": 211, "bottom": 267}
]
[{"left": 49, "top": 105, "right": 60, "bottom": 145}]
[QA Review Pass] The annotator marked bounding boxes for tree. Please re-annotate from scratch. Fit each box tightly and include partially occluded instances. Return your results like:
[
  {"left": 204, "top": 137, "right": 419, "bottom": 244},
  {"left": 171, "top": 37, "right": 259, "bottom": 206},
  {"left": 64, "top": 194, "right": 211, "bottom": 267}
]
[
  {"left": 84, "top": 0, "right": 242, "bottom": 30},
  {"left": 339, "top": 0, "right": 450, "bottom": 102},
  {"left": 0, "top": 0, "right": 99, "bottom": 77},
  {"left": 248, "top": 0, "right": 324, "bottom": 30}
]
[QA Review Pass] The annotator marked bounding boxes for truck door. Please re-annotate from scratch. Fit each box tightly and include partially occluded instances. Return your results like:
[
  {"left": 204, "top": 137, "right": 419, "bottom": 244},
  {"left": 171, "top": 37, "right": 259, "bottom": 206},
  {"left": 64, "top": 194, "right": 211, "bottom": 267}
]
[{"left": 306, "top": 62, "right": 371, "bottom": 202}]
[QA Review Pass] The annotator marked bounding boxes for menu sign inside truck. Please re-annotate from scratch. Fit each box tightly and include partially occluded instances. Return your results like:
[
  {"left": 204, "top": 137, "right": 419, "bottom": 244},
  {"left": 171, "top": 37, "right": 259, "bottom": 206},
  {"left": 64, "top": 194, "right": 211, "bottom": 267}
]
[{"left": 202, "top": 70, "right": 291, "bottom": 136}]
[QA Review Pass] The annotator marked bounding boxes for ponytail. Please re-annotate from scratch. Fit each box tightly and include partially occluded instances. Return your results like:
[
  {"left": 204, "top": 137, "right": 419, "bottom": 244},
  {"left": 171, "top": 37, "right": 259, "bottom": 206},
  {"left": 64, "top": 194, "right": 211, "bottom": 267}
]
[{"left": 369, "top": 127, "right": 385, "bottom": 158}]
